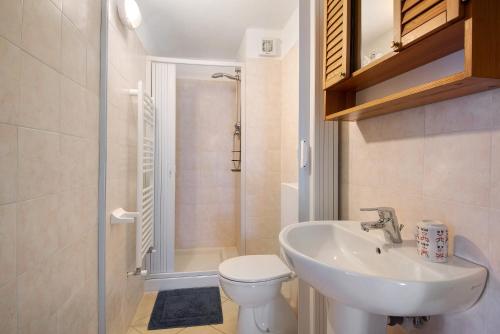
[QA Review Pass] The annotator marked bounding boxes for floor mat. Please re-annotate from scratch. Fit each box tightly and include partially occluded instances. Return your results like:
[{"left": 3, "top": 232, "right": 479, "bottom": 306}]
[{"left": 148, "top": 287, "right": 223, "bottom": 330}]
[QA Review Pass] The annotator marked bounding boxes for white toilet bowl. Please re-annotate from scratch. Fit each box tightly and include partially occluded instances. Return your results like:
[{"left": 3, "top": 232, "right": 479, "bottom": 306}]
[{"left": 218, "top": 255, "right": 297, "bottom": 334}]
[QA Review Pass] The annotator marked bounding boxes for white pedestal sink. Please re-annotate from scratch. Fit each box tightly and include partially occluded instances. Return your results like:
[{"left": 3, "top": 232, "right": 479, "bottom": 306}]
[{"left": 279, "top": 221, "right": 487, "bottom": 334}]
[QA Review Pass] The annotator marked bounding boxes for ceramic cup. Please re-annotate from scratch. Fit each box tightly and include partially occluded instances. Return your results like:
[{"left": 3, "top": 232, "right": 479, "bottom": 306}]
[{"left": 416, "top": 220, "right": 448, "bottom": 263}]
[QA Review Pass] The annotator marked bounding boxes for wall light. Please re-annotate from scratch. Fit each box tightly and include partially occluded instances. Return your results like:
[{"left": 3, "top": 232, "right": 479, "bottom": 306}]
[{"left": 117, "top": 0, "right": 142, "bottom": 30}]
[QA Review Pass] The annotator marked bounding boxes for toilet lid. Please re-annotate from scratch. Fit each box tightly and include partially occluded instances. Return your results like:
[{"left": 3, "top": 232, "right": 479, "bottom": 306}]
[{"left": 219, "top": 255, "right": 292, "bottom": 283}]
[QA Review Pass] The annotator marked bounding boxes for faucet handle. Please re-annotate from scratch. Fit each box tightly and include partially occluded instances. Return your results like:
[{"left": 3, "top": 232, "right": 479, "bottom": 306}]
[
  {"left": 360, "top": 207, "right": 396, "bottom": 220},
  {"left": 360, "top": 207, "right": 382, "bottom": 212}
]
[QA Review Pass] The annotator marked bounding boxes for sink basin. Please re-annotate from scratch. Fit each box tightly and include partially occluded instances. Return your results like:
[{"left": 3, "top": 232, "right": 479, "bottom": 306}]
[{"left": 279, "top": 221, "right": 487, "bottom": 333}]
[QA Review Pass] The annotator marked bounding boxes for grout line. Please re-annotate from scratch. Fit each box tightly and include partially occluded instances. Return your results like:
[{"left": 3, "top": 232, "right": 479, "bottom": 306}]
[
  {"left": 17, "top": 28, "right": 91, "bottom": 91},
  {"left": 0, "top": 121, "right": 99, "bottom": 141},
  {"left": 130, "top": 327, "right": 146, "bottom": 334},
  {"left": 210, "top": 326, "right": 228, "bottom": 334}
]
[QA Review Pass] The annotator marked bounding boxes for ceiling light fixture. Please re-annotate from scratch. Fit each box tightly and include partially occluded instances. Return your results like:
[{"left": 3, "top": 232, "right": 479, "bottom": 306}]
[{"left": 117, "top": 0, "right": 142, "bottom": 30}]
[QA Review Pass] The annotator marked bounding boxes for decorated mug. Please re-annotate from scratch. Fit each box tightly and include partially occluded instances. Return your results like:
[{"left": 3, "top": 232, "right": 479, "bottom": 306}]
[{"left": 416, "top": 220, "right": 448, "bottom": 263}]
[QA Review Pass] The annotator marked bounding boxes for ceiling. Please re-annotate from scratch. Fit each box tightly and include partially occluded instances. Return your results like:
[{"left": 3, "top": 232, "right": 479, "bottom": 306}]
[{"left": 136, "top": 0, "right": 298, "bottom": 60}]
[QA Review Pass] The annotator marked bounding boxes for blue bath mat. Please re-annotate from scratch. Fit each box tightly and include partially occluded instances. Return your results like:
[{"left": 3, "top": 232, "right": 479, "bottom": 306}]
[{"left": 148, "top": 287, "right": 223, "bottom": 330}]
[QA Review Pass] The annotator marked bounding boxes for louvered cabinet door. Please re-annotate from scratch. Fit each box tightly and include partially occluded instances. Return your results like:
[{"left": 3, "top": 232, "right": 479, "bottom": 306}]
[
  {"left": 324, "top": 0, "right": 351, "bottom": 89},
  {"left": 395, "top": 0, "right": 463, "bottom": 47}
]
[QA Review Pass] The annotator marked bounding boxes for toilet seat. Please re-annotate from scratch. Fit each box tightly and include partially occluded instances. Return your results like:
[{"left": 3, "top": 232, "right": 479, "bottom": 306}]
[
  {"left": 219, "top": 255, "right": 292, "bottom": 283},
  {"left": 218, "top": 275, "right": 288, "bottom": 289}
]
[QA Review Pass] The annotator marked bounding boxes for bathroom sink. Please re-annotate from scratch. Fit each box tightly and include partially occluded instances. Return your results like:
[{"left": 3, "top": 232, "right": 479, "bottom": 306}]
[{"left": 279, "top": 221, "right": 487, "bottom": 333}]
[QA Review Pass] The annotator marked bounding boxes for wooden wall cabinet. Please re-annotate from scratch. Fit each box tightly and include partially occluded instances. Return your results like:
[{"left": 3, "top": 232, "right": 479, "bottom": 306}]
[
  {"left": 323, "top": 0, "right": 351, "bottom": 88},
  {"left": 395, "top": 0, "right": 463, "bottom": 48},
  {"left": 324, "top": 0, "right": 500, "bottom": 121}
]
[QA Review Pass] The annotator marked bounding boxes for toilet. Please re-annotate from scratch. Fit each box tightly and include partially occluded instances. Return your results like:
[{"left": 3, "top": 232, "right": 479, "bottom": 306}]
[
  {"left": 219, "top": 184, "right": 298, "bottom": 333},
  {"left": 218, "top": 254, "right": 297, "bottom": 334}
]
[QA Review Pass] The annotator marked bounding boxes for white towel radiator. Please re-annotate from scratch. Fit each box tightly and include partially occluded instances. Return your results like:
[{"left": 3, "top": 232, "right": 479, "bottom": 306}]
[
  {"left": 134, "top": 80, "right": 155, "bottom": 270},
  {"left": 110, "top": 80, "right": 155, "bottom": 274}
]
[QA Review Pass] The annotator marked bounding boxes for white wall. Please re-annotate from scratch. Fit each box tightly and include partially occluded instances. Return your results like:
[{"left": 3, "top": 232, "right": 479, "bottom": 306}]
[
  {"left": 238, "top": 28, "right": 282, "bottom": 60},
  {"left": 360, "top": 29, "right": 393, "bottom": 67},
  {"left": 238, "top": 8, "right": 299, "bottom": 60},
  {"left": 281, "top": 8, "right": 300, "bottom": 57},
  {"left": 356, "top": 50, "right": 464, "bottom": 103}
]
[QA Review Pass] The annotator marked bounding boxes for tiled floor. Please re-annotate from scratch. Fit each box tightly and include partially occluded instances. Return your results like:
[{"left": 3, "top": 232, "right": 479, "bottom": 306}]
[{"left": 126, "top": 289, "right": 238, "bottom": 334}]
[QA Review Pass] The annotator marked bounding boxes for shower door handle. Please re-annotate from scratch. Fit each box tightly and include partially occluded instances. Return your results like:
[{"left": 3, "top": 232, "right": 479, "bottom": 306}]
[
  {"left": 168, "top": 167, "right": 176, "bottom": 178},
  {"left": 300, "top": 139, "right": 310, "bottom": 169}
]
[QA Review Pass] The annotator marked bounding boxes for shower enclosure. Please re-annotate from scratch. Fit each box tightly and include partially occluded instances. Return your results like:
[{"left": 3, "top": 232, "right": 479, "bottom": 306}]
[{"left": 148, "top": 58, "right": 245, "bottom": 287}]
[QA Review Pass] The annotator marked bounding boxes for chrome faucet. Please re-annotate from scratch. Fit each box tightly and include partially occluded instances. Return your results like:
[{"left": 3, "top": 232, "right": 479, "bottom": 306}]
[{"left": 360, "top": 207, "right": 404, "bottom": 244}]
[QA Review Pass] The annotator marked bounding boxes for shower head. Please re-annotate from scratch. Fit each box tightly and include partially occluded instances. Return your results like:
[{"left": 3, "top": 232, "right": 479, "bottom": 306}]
[
  {"left": 211, "top": 73, "right": 225, "bottom": 79},
  {"left": 211, "top": 72, "right": 240, "bottom": 81}
]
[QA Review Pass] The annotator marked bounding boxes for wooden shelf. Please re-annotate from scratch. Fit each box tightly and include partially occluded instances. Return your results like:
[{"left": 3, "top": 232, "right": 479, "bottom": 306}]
[{"left": 326, "top": 73, "right": 500, "bottom": 121}]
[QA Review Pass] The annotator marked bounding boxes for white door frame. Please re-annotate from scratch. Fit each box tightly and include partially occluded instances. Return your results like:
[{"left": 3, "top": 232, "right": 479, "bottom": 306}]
[
  {"left": 148, "top": 56, "right": 247, "bottom": 276},
  {"left": 298, "top": 0, "right": 337, "bottom": 333},
  {"left": 298, "top": 0, "right": 313, "bottom": 332}
]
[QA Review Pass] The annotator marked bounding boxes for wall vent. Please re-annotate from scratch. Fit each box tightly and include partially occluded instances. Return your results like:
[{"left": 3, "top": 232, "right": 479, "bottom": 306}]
[{"left": 260, "top": 38, "right": 280, "bottom": 57}]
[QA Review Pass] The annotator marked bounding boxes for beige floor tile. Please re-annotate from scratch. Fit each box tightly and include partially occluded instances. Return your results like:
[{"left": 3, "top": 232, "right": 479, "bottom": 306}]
[
  {"left": 130, "top": 292, "right": 158, "bottom": 327},
  {"left": 126, "top": 328, "right": 141, "bottom": 334},
  {"left": 219, "top": 287, "right": 228, "bottom": 302},
  {"left": 132, "top": 324, "right": 184, "bottom": 334},
  {"left": 212, "top": 300, "right": 238, "bottom": 334},
  {"left": 179, "top": 326, "right": 222, "bottom": 334}
]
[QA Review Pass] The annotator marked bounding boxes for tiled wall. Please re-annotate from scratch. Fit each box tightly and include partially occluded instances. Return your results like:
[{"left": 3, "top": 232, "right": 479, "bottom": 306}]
[
  {"left": 106, "top": 0, "right": 147, "bottom": 333},
  {"left": 244, "top": 57, "right": 283, "bottom": 254},
  {"left": 175, "top": 79, "right": 240, "bottom": 249},
  {"left": 243, "top": 42, "right": 299, "bottom": 255},
  {"left": 0, "top": 0, "right": 101, "bottom": 333},
  {"left": 340, "top": 89, "right": 500, "bottom": 333},
  {"left": 281, "top": 44, "right": 299, "bottom": 183}
]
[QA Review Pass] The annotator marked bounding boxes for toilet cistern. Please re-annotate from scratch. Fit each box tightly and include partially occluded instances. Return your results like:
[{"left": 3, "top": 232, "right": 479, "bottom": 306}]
[{"left": 360, "top": 207, "right": 403, "bottom": 244}]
